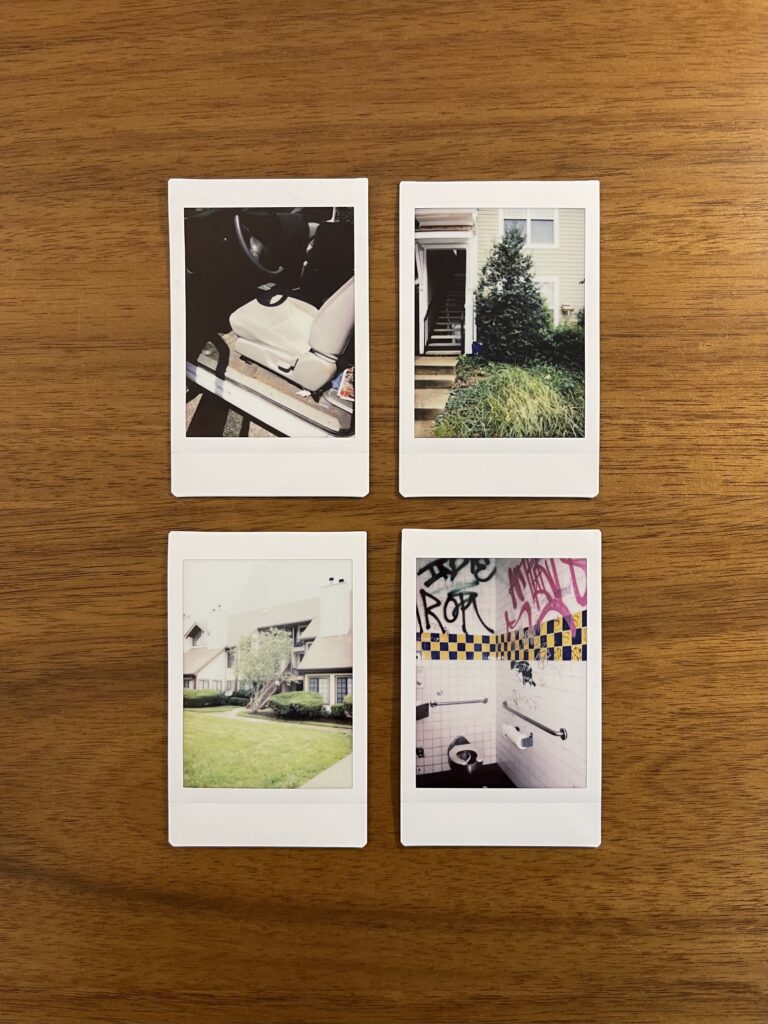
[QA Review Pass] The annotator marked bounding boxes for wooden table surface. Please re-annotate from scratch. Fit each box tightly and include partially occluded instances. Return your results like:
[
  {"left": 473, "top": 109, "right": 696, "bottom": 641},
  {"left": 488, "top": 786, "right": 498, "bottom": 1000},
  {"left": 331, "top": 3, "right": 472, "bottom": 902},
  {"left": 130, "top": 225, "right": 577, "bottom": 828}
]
[{"left": 2, "top": 2, "right": 766, "bottom": 1022}]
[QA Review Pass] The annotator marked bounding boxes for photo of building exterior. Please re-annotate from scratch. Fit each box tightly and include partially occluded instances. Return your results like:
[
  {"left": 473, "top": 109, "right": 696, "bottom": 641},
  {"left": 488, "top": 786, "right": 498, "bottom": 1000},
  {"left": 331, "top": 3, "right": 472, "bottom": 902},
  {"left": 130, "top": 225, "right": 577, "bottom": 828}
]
[
  {"left": 414, "top": 207, "right": 585, "bottom": 357},
  {"left": 183, "top": 577, "right": 353, "bottom": 708}
]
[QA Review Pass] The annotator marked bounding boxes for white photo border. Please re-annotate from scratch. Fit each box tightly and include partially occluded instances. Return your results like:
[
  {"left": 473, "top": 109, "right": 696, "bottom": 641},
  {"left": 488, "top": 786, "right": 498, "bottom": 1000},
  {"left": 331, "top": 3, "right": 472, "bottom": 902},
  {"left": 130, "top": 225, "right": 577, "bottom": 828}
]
[
  {"left": 399, "top": 180, "right": 600, "bottom": 497},
  {"left": 400, "top": 529, "right": 601, "bottom": 847},
  {"left": 169, "top": 178, "right": 369, "bottom": 497},
  {"left": 168, "top": 531, "right": 368, "bottom": 847}
]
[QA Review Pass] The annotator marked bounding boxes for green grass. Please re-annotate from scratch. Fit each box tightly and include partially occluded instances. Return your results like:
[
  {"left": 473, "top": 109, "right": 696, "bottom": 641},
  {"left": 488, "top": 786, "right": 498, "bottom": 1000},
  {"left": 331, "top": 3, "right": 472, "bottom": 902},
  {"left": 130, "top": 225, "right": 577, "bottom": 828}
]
[
  {"left": 434, "top": 357, "right": 585, "bottom": 439},
  {"left": 183, "top": 710, "right": 352, "bottom": 788},
  {"left": 189, "top": 705, "right": 237, "bottom": 714}
]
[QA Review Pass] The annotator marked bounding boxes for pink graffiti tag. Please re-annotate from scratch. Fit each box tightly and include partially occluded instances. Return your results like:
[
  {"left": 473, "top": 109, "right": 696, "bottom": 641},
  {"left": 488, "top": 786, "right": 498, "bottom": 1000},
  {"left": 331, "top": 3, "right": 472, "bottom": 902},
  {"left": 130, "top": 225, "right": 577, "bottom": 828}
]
[{"left": 504, "top": 558, "right": 587, "bottom": 632}]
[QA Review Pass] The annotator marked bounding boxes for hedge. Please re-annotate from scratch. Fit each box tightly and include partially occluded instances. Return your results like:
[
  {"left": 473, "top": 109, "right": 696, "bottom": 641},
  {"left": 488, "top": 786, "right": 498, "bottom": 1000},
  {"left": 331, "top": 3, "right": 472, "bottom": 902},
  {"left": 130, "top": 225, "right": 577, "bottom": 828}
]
[
  {"left": 329, "top": 695, "right": 353, "bottom": 720},
  {"left": 267, "top": 691, "right": 324, "bottom": 719},
  {"left": 183, "top": 688, "right": 225, "bottom": 708}
]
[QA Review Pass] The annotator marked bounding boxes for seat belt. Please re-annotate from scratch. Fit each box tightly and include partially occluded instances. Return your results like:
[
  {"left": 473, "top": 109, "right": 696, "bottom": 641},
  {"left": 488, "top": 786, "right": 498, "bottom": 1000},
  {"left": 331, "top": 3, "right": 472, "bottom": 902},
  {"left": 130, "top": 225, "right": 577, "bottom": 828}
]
[{"left": 271, "top": 212, "right": 309, "bottom": 291}]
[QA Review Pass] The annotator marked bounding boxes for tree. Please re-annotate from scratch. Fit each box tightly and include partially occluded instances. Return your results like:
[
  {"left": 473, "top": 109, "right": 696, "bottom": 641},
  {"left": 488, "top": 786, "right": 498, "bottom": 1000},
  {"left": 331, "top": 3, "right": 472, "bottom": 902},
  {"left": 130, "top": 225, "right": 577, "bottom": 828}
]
[
  {"left": 235, "top": 627, "right": 293, "bottom": 695},
  {"left": 475, "top": 228, "right": 552, "bottom": 364}
]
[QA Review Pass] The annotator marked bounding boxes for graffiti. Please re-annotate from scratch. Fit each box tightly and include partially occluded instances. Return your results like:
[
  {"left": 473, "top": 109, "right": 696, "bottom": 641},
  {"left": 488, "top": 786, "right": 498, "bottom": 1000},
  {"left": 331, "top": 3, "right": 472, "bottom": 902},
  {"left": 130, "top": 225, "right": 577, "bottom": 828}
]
[
  {"left": 417, "top": 558, "right": 496, "bottom": 589},
  {"left": 513, "top": 662, "right": 535, "bottom": 686},
  {"left": 416, "top": 557, "right": 496, "bottom": 635},
  {"left": 417, "top": 586, "right": 495, "bottom": 634},
  {"left": 504, "top": 557, "right": 587, "bottom": 632}
]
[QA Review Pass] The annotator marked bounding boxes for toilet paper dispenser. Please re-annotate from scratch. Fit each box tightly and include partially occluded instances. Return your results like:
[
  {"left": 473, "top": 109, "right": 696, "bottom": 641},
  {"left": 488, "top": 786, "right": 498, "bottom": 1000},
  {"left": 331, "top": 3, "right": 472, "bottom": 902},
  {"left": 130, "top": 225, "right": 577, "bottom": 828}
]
[{"left": 502, "top": 700, "right": 567, "bottom": 741}]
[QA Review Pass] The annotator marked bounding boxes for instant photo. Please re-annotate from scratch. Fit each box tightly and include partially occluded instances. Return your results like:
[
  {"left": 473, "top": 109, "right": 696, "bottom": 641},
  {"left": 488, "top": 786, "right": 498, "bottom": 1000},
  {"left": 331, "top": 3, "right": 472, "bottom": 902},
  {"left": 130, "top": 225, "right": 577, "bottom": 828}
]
[
  {"left": 399, "top": 181, "right": 599, "bottom": 497},
  {"left": 169, "top": 179, "right": 369, "bottom": 496},
  {"left": 401, "top": 530, "right": 601, "bottom": 847},
  {"left": 168, "top": 532, "right": 367, "bottom": 847}
]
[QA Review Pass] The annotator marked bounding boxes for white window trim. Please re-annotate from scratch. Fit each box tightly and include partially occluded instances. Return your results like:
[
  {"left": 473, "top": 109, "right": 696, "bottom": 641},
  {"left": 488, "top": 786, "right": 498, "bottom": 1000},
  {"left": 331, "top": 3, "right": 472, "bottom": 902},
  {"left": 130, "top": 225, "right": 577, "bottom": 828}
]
[
  {"left": 499, "top": 208, "right": 559, "bottom": 249},
  {"left": 534, "top": 275, "right": 560, "bottom": 326}
]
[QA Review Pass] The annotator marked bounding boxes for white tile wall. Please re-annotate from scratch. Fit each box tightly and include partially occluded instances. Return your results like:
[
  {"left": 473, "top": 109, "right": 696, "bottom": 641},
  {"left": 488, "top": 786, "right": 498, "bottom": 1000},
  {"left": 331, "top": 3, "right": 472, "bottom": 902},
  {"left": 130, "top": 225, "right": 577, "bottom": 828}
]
[
  {"left": 416, "top": 660, "right": 496, "bottom": 775},
  {"left": 496, "top": 659, "right": 587, "bottom": 788}
]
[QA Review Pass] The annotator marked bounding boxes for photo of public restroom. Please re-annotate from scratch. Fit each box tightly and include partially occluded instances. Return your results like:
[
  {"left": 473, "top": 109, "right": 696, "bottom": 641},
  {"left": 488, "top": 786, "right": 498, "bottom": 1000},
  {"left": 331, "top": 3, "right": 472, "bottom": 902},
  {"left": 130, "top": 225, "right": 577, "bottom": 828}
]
[{"left": 415, "top": 556, "right": 588, "bottom": 788}]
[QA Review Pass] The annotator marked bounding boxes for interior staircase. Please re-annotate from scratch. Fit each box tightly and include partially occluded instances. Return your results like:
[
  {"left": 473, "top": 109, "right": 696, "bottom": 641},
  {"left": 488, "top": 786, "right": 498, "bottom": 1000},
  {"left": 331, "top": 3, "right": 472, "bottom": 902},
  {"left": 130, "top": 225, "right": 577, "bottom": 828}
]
[{"left": 425, "top": 289, "right": 464, "bottom": 355}]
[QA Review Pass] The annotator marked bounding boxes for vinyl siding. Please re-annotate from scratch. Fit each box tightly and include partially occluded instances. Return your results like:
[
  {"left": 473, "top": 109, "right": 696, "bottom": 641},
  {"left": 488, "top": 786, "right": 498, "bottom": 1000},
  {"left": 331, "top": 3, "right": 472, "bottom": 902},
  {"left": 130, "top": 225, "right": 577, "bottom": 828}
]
[
  {"left": 475, "top": 207, "right": 586, "bottom": 321},
  {"left": 192, "top": 649, "right": 230, "bottom": 691}
]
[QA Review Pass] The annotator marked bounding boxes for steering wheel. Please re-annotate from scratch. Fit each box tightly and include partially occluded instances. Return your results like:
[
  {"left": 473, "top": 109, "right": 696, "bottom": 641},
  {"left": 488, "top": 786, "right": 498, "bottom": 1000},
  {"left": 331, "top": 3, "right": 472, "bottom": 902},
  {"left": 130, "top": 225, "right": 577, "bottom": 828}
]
[{"left": 233, "top": 213, "right": 284, "bottom": 276}]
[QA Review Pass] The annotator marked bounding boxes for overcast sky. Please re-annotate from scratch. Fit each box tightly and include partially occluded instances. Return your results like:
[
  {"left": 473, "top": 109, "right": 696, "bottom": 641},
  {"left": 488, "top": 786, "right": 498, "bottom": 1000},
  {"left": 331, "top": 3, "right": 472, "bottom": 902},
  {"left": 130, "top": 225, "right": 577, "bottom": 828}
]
[{"left": 183, "top": 558, "right": 352, "bottom": 622}]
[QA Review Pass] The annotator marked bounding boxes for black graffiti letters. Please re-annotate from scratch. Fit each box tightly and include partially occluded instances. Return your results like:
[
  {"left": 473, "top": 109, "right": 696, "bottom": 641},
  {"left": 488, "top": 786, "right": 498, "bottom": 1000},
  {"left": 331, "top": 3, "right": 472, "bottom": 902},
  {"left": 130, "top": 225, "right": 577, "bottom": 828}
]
[
  {"left": 416, "top": 557, "right": 496, "bottom": 635},
  {"left": 417, "top": 558, "right": 496, "bottom": 589},
  {"left": 443, "top": 586, "right": 494, "bottom": 634}
]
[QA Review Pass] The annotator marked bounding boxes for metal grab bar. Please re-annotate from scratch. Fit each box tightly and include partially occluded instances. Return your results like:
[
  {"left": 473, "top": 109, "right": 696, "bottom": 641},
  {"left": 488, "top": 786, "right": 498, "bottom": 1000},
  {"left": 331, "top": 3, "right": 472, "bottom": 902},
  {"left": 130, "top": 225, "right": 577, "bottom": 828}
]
[
  {"left": 430, "top": 698, "right": 488, "bottom": 707},
  {"left": 502, "top": 701, "right": 567, "bottom": 740}
]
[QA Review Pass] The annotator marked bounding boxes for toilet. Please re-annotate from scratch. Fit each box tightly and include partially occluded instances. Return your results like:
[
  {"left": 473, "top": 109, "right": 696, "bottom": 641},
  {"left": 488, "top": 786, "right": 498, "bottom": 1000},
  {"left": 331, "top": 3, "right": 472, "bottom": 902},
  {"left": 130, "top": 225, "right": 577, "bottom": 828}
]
[{"left": 448, "top": 735, "right": 484, "bottom": 779}]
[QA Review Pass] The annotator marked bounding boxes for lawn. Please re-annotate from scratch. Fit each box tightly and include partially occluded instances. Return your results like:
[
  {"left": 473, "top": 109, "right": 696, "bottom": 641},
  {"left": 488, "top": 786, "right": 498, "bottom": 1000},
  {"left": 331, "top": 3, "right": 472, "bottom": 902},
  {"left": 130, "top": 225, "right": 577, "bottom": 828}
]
[
  {"left": 183, "top": 710, "right": 352, "bottom": 788},
  {"left": 434, "top": 356, "right": 585, "bottom": 439}
]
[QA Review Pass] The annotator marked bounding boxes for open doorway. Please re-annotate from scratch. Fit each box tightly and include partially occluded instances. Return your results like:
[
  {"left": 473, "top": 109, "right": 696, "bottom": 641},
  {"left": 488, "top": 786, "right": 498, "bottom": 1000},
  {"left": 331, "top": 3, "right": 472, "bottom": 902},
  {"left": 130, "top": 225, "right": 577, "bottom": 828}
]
[{"left": 415, "top": 244, "right": 470, "bottom": 356}]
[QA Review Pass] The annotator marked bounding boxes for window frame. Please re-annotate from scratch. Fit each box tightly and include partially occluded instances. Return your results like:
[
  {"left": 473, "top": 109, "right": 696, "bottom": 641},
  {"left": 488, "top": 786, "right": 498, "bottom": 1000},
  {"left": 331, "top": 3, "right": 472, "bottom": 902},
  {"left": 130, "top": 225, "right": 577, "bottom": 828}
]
[
  {"left": 335, "top": 675, "right": 352, "bottom": 703},
  {"left": 534, "top": 275, "right": 560, "bottom": 326},
  {"left": 308, "top": 675, "right": 330, "bottom": 703},
  {"left": 499, "top": 208, "right": 559, "bottom": 249}
]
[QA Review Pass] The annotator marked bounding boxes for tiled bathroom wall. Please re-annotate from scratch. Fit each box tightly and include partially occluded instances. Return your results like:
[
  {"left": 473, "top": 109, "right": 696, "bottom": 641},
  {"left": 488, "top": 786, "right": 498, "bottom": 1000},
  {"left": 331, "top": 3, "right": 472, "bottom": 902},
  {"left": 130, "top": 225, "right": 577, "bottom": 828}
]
[
  {"left": 496, "top": 659, "right": 587, "bottom": 788},
  {"left": 415, "top": 660, "right": 496, "bottom": 775},
  {"left": 494, "top": 556, "right": 589, "bottom": 788}
]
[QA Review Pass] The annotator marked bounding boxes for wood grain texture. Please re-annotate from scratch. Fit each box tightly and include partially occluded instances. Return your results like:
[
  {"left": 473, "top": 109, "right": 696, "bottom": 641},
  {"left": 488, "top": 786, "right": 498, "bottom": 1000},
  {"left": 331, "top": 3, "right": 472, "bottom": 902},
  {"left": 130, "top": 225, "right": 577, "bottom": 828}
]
[{"left": 1, "top": 1, "right": 766, "bottom": 1021}]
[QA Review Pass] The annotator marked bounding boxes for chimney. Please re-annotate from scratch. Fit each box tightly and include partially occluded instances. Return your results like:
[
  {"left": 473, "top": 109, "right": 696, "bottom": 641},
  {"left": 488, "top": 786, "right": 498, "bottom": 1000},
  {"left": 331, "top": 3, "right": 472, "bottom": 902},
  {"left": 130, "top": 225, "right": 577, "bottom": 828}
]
[{"left": 317, "top": 578, "right": 351, "bottom": 637}]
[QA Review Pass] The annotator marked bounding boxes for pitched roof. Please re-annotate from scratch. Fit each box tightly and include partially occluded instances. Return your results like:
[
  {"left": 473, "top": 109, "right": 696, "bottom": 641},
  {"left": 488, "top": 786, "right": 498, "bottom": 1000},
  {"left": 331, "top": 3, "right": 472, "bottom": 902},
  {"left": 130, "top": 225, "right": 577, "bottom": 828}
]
[
  {"left": 297, "top": 634, "right": 352, "bottom": 673},
  {"left": 183, "top": 647, "right": 224, "bottom": 675},
  {"left": 227, "top": 598, "right": 319, "bottom": 645},
  {"left": 302, "top": 616, "right": 320, "bottom": 641}
]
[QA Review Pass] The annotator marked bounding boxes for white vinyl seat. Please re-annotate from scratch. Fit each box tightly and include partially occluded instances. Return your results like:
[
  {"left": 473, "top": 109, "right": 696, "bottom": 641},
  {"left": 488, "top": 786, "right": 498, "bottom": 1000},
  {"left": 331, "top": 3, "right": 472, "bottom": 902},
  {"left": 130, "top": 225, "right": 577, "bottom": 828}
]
[{"left": 230, "top": 277, "right": 354, "bottom": 392}]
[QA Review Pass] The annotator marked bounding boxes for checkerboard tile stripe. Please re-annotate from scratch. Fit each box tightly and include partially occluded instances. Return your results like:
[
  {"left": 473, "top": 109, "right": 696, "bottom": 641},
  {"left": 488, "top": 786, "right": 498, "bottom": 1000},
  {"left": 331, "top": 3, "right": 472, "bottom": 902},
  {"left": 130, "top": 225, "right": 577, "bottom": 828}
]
[
  {"left": 416, "top": 609, "right": 587, "bottom": 663},
  {"left": 417, "top": 632, "right": 496, "bottom": 661}
]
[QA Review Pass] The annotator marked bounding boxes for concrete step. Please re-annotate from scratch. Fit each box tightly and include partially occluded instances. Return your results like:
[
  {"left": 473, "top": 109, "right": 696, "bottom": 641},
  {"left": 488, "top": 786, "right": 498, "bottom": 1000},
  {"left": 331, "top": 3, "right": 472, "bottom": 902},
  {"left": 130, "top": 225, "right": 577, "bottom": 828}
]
[
  {"left": 415, "top": 358, "right": 457, "bottom": 371},
  {"left": 415, "top": 364, "right": 455, "bottom": 376},
  {"left": 415, "top": 419, "right": 437, "bottom": 437},
  {"left": 415, "top": 388, "right": 451, "bottom": 418},
  {"left": 415, "top": 376, "right": 454, "bottom": 389}
]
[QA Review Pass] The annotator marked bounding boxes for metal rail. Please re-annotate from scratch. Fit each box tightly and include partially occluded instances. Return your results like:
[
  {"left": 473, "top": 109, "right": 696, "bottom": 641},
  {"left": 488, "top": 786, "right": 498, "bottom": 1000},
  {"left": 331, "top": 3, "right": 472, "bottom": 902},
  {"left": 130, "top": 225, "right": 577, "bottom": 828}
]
[
  {"left": 429, "top": 698, "right": 488, "bottom": 707},
  {"left": 502, "top": 701, "right": 567, "bottom": 740}
]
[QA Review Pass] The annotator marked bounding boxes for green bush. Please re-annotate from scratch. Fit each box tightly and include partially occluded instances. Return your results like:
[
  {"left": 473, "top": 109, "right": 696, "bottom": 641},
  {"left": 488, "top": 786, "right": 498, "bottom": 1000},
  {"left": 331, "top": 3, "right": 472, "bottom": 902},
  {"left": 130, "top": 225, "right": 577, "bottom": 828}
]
[
  {"left": 226, "top": 695, "right": 249, "bottom": 706},
  {"left": 183, "top": 688, "right": 225, "bottom": 708},
  {"left": 475, "top": 229, "right": 552, "bottom": 365},
  {"left": 434, "top": 357, "right": 585, "bottom": 439},
  {"left": 267, "top": 691, "right": 324, "bottom": 719},
  {"left": 329, "top": 694, "right": 353, "bottom": 720},
  {"left": 546, "top": 320, "right": 584, "bottom": 370}
]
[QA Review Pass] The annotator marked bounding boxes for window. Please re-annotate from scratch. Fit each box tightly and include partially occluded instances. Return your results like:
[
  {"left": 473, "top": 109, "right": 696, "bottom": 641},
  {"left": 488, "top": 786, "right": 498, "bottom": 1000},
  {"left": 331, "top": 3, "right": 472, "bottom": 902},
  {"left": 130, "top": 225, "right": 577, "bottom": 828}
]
[
  {"left": 534, "top": 277, "right": 559, "bottom": 325},
  {"left": 335, "top": 676, "right": 352, "bottom": 703},
  {"left": 501, "top": 208, "right": 557, "bottom": 247},
  {"left": 226, "top": 648, "right": 235, "bottom": 668},
  {"left": 308, "top": 676, "right": 330, "bottom": 703}
]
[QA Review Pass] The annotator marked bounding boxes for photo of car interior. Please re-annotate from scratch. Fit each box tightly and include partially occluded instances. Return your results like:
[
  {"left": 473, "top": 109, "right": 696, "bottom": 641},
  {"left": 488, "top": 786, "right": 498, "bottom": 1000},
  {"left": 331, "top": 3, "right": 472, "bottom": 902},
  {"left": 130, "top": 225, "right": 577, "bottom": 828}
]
[{"left": 184, "top": 207, "right": 355, "bottom": 437}]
